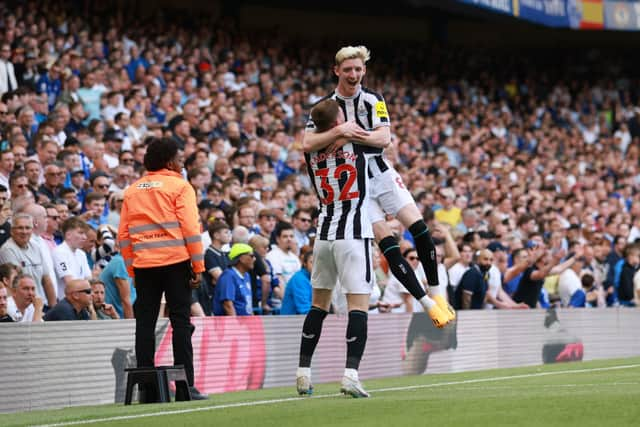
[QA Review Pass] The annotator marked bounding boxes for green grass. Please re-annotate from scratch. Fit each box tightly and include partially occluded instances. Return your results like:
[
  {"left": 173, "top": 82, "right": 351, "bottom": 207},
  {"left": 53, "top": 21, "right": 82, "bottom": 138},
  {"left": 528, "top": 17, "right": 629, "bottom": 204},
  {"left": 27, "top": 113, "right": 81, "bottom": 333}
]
[{"left": 5, "top": 357, "right": 640, "bottom": 427}]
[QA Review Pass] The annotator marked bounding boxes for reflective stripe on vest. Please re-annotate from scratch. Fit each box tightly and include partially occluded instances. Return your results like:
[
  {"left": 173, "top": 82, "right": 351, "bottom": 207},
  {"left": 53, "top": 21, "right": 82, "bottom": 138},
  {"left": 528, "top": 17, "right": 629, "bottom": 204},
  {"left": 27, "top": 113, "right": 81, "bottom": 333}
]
[
  {"left": 133, "top": 239, "right": 189, "bottom": 251},
  {"left": 129, "top": 221, "right": 180, "bottom": 234}
]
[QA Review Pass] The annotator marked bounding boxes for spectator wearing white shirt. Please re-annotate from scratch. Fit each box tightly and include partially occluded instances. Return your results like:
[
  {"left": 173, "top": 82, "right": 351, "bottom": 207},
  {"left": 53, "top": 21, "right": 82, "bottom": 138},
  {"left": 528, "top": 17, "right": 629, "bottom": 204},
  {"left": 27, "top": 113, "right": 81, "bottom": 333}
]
[
  {"left": 266, "top": 223, "right": 300, "bottom": 309},
  {"left": 6, "top": 274, "right": 44, "bottom": 322},
  {"left": 559, "top": 256, "right": 587, "bottom": 307},
  {"left": 0, "top": 43, "right": 17, "bottom": 95},
  {"left": 0, "top": 149, "right": 15, "bottom": 195},
  {"left": 52, "top": 217, "right": 92, "bottom": 297},
  {"left": 448, "top": 243, "right": 473, "bottom": 291}
]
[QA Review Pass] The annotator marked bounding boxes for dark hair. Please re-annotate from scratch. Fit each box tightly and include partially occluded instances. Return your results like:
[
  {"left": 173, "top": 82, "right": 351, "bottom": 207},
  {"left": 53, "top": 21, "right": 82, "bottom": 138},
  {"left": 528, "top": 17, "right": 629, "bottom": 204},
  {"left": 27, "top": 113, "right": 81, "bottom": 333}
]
[
  {"left": 143, "top": 137, "right": 180, "bottom": 171},
  {"left": 0, "top": 262, "right": 18, "bottom": 282},
  {"left": 310, "top": 99, "right": 340, "bottom": 133},
  {"left": 402, "top": 247, "right": 417, "bottom": 258},
  {"left": 274, "top": 221, "right": 294, "bottom": 238}
]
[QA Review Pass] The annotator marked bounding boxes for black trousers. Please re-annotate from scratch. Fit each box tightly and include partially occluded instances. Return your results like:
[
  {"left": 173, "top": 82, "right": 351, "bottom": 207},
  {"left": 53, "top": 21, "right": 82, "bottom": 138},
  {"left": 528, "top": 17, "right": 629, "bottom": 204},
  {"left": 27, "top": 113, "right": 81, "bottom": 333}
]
[{"left": 134, "top": 260, "right": 195, "bottom": 386}]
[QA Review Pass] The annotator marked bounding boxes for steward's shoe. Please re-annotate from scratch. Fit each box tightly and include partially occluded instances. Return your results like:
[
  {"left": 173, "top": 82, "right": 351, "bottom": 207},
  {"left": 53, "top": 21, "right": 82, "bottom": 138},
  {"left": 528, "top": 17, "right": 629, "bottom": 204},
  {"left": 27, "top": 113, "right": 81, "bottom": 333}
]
[
  {"left": 189, "top": 387, "right": 209, "bottom": 400},
  {"left": 296, "top": 375, "right": 314, "bottom": 396},
  {"left": 427, "top": 303, "right": 451, "bottom": 329},
  {"left": 340, "top": 376, "right": 370, "bottom": 398}
]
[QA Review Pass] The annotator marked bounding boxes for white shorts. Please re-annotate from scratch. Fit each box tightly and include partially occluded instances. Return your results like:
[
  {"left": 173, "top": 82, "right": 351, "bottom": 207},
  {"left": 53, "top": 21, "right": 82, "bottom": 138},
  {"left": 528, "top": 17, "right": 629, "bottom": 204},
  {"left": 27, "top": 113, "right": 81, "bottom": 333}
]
[
  {"left": 311, "top": 239, "right": 374, "bottom": 295},
  {"left": 368, "top": 168, "right": 415, "bottom": 224}
]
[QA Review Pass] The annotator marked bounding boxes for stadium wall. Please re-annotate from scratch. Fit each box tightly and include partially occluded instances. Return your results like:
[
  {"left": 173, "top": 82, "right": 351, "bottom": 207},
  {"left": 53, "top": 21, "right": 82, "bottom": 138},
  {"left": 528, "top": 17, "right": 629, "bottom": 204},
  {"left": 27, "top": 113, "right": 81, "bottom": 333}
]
[{"left": 1, "top": 309, "right": 639, "bottom": 413}]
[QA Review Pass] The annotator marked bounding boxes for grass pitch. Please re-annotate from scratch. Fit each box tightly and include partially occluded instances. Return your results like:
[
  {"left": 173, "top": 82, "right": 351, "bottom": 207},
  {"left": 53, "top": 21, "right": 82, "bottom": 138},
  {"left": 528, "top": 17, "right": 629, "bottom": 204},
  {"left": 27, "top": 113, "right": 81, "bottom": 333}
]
[{"left": 4, "top": 357, "right": 640, "bottom": 427}]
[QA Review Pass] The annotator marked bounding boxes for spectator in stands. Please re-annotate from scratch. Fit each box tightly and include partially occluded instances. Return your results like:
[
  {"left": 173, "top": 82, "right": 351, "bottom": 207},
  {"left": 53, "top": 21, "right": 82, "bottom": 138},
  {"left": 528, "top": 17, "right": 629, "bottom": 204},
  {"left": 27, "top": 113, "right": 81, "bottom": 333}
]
[
  {"left": 99, "top": 246, "right": 135, "bottom": 319},
  {"left": 249, "top": 234, "right": 280, "bottom": 314},
  {"left": 90, "top": 279, "right": 119, "bottom": 320},
  {"left": 266, "top": 222, "right": 300, "bottom": 311},
  {"left": 201, "top": 220, "right": 231, "bottom": 315},
  {"left": 513, "top": 245, "right": 582, "bottom": 309},
  {"left": 38, "top": 163, "right": 64, "bottom": 203},
  {"left": 41, "top": 203, "right": 59, "bottom": 250},
  {"left": 613, "top": 244, "right": 640, "bottom": 307},
  {"left": 52, "top": 217, "right": 92, "bottom": 297},
  {"left": 0, "top": 284, "right": 11, "bottom": 322},
  {"left": 236, "top": 202, "right": 259, "bottom": 235},
  {"left": 0, "top": 149, "right": 15, "bottom": 192},
  {"left": 559, "top": 256, "right": 588, "bottom": 307},
  {"left": 213, "top": 243, "right": 255, "bottom": 316},
  {"left": 0, "top": 43, "right": 18, "bottom": 94},
  {"left": 44, "top": 278, "right": 94, "bottom": 321},
  {"left": 0, "top": 212, "right": 56, "bottom": 307},
  {"left": 257, "top": 208, "right": 277, "bottom": 244},
  {"left": 0, "top": 263, "right": 18, "bottom": 322},
  {"left": 0, "top": 196, "right": 11, "bottom": 247},
  {"left": 281, "top": 248, "right": 313, "bottom": 315},
  {"left": 83, "top": 192, "right": 107, "bottom": 229},
  {"left": 291, "top": 209, "right": 312, "bottom": 253},
  {"left": 604, "top": 235, "right": 626, "bottom": 305},
  {"left": 448, "top": 243, "right": 473, "bottom": 291},
  {"left": 454, "top": 249, "right": 493, "bottom": 310},
  {"left": 434, "top": 188, "right": 461, "bottom": 227},
  {"left": 6, "top": 274, "right": 44, "bottom": 322}
]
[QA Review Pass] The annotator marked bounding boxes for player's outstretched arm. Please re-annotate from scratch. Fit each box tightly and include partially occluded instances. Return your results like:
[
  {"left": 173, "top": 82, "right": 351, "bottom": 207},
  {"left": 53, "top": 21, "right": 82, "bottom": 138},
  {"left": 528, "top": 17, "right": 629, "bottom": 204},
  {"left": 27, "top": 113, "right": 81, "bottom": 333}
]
[{"left": 351, "top": 126, "right": 391, "bottom": 149}]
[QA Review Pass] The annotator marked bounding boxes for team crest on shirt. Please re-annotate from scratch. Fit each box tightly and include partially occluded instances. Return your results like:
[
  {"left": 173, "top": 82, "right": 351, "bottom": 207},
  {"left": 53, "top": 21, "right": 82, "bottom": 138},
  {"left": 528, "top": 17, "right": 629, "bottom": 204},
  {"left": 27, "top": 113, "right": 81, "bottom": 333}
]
[{"left": 375, "top": 101, "right": 388, "bottom": 119}]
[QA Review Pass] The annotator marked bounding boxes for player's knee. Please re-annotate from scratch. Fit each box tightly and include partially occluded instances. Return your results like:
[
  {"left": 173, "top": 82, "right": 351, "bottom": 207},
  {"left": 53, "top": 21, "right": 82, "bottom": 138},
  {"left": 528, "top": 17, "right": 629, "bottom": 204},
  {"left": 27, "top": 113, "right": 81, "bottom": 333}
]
[
  {"left": 346, "top": 293, "right": 370, "bottom": 312},
  {"left": 372, "top": 220, "right": 391, "bottom": 242},
  {"left": 396, "top": 203, "right": 421, "bottom": 227}
]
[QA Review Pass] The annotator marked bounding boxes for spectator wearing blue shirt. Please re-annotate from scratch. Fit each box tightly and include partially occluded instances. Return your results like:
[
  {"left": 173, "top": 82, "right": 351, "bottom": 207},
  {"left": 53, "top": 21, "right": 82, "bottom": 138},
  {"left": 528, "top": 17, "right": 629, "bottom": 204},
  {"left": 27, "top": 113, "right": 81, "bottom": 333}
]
[
  {"left": 213, "top": 243, "right": 255, "bottom": 316},
  {"left": 281, "top": 250, "right": 313, "bottom": 315},
  {"left": 36, "top": 63, "right": 62, "bottom": 110},
  {"left": 100, "top": 252, "right": 136, "bottom": 318}
]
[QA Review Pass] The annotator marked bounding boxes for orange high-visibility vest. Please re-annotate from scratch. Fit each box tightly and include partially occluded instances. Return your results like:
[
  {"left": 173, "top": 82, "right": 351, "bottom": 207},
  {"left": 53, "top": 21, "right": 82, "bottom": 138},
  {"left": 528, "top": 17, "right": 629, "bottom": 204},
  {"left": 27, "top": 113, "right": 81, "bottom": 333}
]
[{"left": 118, "top": 168, "right": 204, "bottom": 277}]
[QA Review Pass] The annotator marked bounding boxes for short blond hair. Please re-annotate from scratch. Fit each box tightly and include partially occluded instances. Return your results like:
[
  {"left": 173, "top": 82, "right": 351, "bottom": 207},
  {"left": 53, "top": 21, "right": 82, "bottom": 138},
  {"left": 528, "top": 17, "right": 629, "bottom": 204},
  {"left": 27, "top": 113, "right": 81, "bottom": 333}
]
[{"left": 335, "top": 45, "right": 370, "bottom": 66}]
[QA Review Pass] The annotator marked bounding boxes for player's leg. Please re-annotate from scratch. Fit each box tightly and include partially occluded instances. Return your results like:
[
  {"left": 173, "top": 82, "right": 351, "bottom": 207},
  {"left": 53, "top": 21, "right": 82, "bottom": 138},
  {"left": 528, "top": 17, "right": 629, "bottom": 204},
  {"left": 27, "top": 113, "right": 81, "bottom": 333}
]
[
  {"left": 372, "top": 216, "right": 449, "bottom": 328},
  {"left": 296, "top": 241, "right": 334, "bottom": 395},
  {"left": 396, "top": 203, "right": 456, "bottom": 321},
  {"left": 336, "top": 239, "right": 373, "bottom": 397},
  {"left": 373, "top": 168, "right": 455, "bottom": 322}
]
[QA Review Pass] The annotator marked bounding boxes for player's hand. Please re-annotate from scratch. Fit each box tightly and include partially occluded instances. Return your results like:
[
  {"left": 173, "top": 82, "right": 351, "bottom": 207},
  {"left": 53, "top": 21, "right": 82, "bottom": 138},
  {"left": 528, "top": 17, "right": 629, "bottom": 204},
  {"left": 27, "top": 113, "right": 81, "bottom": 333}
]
[
  {"left": 189, "top": 272, "right": 202, "bottom": 289},
  {"left": 326, "top": 137, "right": 348, "bottom": 153},
  {"left": 338, "top": 121, "right": 369, "bottom": 140}
]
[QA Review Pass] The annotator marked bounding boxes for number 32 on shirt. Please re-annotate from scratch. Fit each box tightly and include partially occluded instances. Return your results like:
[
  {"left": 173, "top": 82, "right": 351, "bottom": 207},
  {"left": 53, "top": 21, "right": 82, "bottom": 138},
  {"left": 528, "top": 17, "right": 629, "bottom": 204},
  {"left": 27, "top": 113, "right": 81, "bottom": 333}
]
[{"left": 315, "top": 165, "right": 359, "bottom": 205}]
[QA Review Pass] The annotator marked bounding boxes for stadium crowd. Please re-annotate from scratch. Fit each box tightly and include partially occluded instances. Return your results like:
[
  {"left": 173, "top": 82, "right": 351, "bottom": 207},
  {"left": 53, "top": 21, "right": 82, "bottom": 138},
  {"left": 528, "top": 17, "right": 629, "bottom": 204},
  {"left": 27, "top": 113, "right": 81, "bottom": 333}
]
[{"left": 0, "top": 0, "right": 639, "bottom": 324}]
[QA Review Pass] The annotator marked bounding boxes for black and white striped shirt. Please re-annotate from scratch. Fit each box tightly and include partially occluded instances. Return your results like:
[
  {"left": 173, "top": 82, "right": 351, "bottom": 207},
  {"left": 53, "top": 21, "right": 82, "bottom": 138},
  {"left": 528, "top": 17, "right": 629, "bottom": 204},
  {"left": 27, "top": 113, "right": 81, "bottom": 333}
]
[
  {"left": 306, "top": 86, "right": 392, "bottom": 178},
  {"left": 305, "top": 142, "right": 374, "bottom": 240}
]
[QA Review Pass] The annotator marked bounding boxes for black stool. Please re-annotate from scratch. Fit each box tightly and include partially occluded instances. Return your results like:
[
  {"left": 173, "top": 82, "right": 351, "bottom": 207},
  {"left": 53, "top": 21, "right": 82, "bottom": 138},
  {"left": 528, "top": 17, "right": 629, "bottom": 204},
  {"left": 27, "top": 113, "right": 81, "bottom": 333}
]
[
  {"left": 158, "top": 365, "right": 192, "bottom": 402},
  {"left": 124, "top": 365, "right": 191, "bottom": 404}
]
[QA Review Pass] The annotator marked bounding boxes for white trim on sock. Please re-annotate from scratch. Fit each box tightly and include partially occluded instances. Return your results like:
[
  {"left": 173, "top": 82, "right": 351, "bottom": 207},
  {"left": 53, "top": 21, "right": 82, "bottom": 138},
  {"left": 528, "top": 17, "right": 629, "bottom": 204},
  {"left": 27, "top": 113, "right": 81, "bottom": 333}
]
[{"left": 420, "top": 296, "right": 436, "bottom": 310}]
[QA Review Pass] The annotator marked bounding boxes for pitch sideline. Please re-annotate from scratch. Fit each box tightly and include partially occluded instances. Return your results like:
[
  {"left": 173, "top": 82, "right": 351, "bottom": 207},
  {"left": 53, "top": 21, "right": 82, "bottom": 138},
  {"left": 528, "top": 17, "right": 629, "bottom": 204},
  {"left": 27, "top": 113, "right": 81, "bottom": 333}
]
[{"left": 33, "top": 363, "right": 640, "bottom": 427}]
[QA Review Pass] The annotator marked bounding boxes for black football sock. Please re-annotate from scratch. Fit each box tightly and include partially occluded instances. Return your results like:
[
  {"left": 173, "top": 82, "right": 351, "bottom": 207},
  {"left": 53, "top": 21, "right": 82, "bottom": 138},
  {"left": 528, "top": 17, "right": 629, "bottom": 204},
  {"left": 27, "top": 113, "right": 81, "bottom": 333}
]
[
  {"left": 378, "top": 236, "right": 427, "bottom": 300},
  {"left": 299, "top": 306, "right": 328, "bottom": 368},
  {"left": 346, "top": 310, "right": 368, "bottom": 370},
  {"left": 409, "top": 220, "right": 440, "bottom": 288}
]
